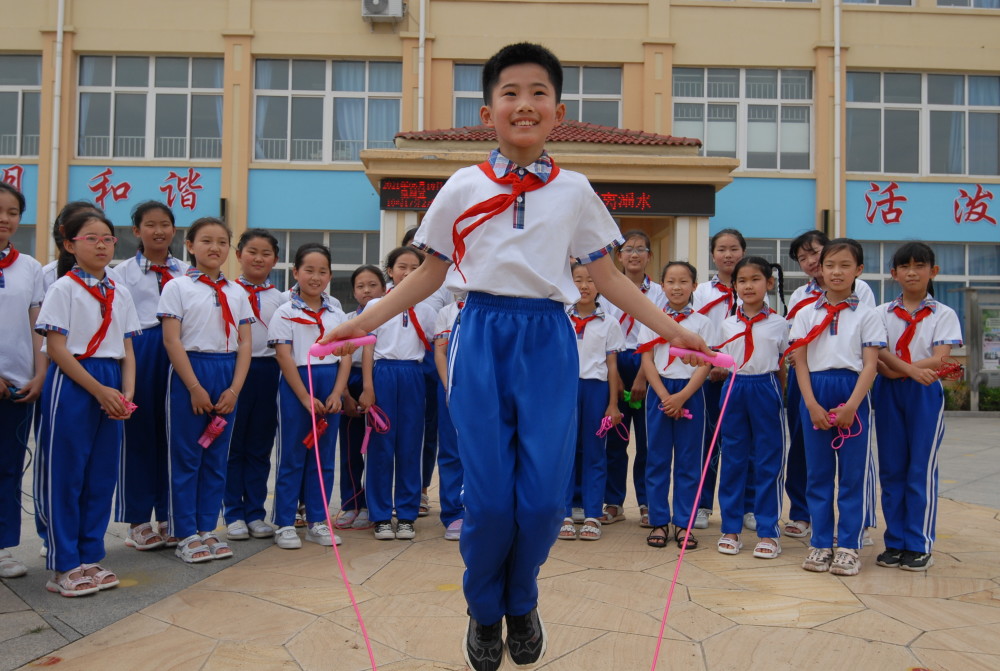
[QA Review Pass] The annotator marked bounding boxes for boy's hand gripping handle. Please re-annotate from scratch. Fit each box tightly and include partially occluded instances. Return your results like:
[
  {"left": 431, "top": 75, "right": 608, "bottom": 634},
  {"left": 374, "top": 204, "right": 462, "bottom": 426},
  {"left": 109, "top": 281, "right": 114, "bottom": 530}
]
[
  {"left": 308, "top": 335, "right": 376, "bottom": 358},
  {"left": 668, "top": 347, "right": 735, "bottom": 369}
]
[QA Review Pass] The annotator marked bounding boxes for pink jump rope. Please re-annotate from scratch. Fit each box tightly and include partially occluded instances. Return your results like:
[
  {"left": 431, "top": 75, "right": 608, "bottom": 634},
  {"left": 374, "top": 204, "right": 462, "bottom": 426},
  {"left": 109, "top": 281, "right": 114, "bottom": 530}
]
[{"left": 306, "top": 335, "right": 380, "bottom": 670}]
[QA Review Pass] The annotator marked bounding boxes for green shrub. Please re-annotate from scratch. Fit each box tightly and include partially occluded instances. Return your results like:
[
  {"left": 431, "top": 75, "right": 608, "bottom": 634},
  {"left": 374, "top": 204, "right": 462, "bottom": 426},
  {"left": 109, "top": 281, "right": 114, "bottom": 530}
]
[
  {"left": 944, "top": 381, "right": 970, "bottom": 411},
  {"left": 980, "top": 385, "right": 1000, "bottom": 412}
]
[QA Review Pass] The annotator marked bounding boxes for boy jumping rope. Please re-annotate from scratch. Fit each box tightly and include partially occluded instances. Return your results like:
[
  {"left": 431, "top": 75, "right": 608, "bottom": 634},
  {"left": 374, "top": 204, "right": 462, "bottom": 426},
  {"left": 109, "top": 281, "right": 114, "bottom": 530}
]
[{"left": 320, "top": 42, "right": 711, "bottom": 671}]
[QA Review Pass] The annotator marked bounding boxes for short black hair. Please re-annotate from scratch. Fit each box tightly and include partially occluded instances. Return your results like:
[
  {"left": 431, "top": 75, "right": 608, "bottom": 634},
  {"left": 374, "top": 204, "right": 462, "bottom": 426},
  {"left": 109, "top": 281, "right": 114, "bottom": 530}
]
[
  {"left": 788, "top": 230, "right": 829, "bottom": 263},
  {"left": 482, "top": 42, "right": 563, "bottom": 105}
]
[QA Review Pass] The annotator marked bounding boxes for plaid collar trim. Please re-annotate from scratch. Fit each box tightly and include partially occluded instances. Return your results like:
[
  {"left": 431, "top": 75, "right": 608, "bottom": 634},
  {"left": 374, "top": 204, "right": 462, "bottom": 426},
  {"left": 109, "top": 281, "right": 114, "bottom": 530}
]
[
  {"left": 738, "top": 306, "right": 776, "bottom": 320},
  {"left": 186, "top": 267, "right": 227, "bottom": 284},
  {"left": 816, "top": 293, "right": 860, "bottom": 311},
  {"left": 136, "top": 250, "right": 182, "bottom": 274},
  {"left": 639, "top": 275, "right": 651, "bottom": 293},
  {"left": 487, "top": 149, "right": 555, "bottom": 183},
  {"left": 70, "top": 265, "right": 114, "bottom": 290},
  {"left": 888, "top": 293, "right": 938, "bottom": 314},
  {"left": 804, "top": 278, "right": 822, "bottom": 295},
  {"left": 290, "top": 291, "right": 337, "bottom": 313},
  {"left": 569, "top": 304, "right": 606, "bottom": 320},
  {"left": 666, "top": 305, "right": 695, "bottom": 318},
  {"left": 710, "top": 275, "right": 731, "bottom": 291},
  {"left": 0, "top": 244, "right": 13, "bottom": 261},
  {"left": 237, "top": 275, "right": 273, "bottom": 290}
]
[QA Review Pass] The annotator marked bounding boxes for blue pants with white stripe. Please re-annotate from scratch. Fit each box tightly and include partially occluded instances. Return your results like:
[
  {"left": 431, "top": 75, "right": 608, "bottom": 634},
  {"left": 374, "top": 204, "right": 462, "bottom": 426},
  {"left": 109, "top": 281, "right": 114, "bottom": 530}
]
[
  {"left": 873, "top": 376, "right": 945, "bottom": 553},
  {"left": 801, "top": 369, "right": 875, "bottom": 550},
  {"left": 719, "top": 373, "right": 786, "bottom": 538},
  {"left": 116, "top": 325, "right": 171, "bottom": 524},
  {"left": 605, "top": 349, "right": 647, "bottom": 508},
  {"left": 366, "top": 359, "right": 425, "bottom": 523},
  {"left": 273, "top": 364, "right": 338, "bottom": 528},
  {"left": 338, "top": 369, "right": 367, "bottom": 512},
  {"left": 784, "top": 370, "right": 810, "bottom": 523},
  {"left": 437, "top": 381, "right": 464, "bottom": 527},
  {"left": 421, "top": 349, "right": 438, "bottom": 490},
  {"left": 645, "top": 379, "right": 706, "bottom": 529},
  {"left": 449, "top": 293, "right": 577, "bottom": 625},
  {"left": 566, "top": 378, "right": 609, "bottom": 520},
  {"left": 0, "top": 399, "right": 32, "bottom": 549},
  {"left": 36, "top": 360, "right": 122, "bottom": 572},
  {"left": 224, "top": 356, "right": 279, "bottom": 525},
  {"left": 167, "top": 352, "right": 237, "bottom": 540}
]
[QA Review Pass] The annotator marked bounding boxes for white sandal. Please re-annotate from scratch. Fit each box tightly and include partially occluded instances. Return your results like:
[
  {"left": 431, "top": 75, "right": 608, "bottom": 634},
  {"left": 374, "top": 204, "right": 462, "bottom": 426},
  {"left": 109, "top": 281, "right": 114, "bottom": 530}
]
[
  {"left": 783, "top": 520, "right": 811, "bottom": 538},
  {"left": 124, "top": 522, "right": 166, "bottom": 550},
  {"left": 174, "top": 534, "right": 212, "bottom": 564},
  {"left": 753, "top": 538, "right": 782, "bottom": 559},
  {"left": 81, "top": 563, "right": 120, "bottom": 589},
  {"left": 558, "top": 518, "right": 577, "bottom": 540},
  {"left": 579, "top": 517, "right": 602, "bottom": 541},
  {"left": 200, "top": 532, "right": 233, "bottom": 560},
  {"left": 717, "top": 534, "right": 743, "bottom": 555}
]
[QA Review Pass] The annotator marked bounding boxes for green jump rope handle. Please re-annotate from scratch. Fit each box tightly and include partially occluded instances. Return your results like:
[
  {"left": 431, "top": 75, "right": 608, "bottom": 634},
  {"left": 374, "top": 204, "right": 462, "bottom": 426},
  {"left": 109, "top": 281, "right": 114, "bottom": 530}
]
[{"left": 622, "top": 391, "right": 643, "bottom": 410}]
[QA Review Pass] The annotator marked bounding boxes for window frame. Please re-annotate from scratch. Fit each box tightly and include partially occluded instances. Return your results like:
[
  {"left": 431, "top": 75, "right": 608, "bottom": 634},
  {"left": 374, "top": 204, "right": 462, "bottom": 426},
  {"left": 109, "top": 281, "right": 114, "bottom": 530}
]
[
  {"left": 0, "top": 54, "right": 42, "bottom": 158},
  {"left": 561, "top": 65, "right": 624, "bottom": 128}
]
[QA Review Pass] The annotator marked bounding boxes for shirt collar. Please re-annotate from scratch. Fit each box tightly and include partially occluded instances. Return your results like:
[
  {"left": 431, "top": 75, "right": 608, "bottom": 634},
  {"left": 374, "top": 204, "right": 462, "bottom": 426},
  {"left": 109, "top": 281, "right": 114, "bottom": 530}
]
[
  {"left": 804, "top": 278, "right": 822, "bottom": 295},
  {"left": 487, "top": 149, "right": 555, "bottom": 183},
  {"left": 0, "top": 243, "right": 13, "bottom": 260},
  {"left": 290, "top": 291, "right": 337, "bottom": 313},
  {"left": 816, "top": 292, "right": 860, "bottom": 311},
  {"left": 186, "top": 267, "right": 227, "bottom": 284},
  {"left": 569, "top": 304, "right": 606, "bottom": 320},
  {"left": 70, "top": 265, "right": 114, "bottom": 290},
  {"left": 665, "top": 305, "right": 695, "bottom": 318},
  {"left": 738, "top": 306, "right": 775, "bottom": 320},
  {"left": 237, "top": 275, "right": 273, "bottom": 290},
  {"left": 888, "top": 293, "right": 938, "bottom": 314},
  {"left": 639, "top": 275, "right": 651, "bottom": 294},
  {"left": 136, "top": 250, "right": 182, "bottom": 273},
  {"left": 710, "top": 275, "right": 732, "bottom": 292}
]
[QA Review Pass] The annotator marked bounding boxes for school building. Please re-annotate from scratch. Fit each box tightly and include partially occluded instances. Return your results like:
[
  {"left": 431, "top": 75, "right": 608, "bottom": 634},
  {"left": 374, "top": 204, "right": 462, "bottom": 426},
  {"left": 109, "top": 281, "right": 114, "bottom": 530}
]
[{"left": 1, "top": 0, "right": 998, "bottom": 316}]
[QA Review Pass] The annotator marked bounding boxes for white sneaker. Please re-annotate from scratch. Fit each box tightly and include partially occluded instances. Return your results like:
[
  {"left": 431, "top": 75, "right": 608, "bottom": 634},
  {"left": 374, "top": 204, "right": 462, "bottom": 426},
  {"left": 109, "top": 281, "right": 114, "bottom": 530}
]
[
  {"left": 227, "top": 520, "right": 250, "bottom": 541},
  {"left": 571, "top": 507, "right": 585, "bottom": 524},
  {"left": 274, "top": 526, "right": 302, "bottom": 549},
  {"left": 352, "top": 508, "right": 372, "bottom": 529},
  {"left": 305, "top": 523, "right": 341, "bottom": 546},
  {"left": 743, "top": 512, "right": 757, "bottom": 532},
  {"left": 863, "top": 529, "right": 873, "bottom": 547},
  {"left": 248, "top": 519, "right": 274, "bottom": 538},
  {"left": 444, "top": 519, "right": 463, "bottom": 541},
  {"left": 0, "top": 549, "right": 27, "bottom": 578},
  {"left": 694, "top": 508, "right": 711, "bottom": 529}
]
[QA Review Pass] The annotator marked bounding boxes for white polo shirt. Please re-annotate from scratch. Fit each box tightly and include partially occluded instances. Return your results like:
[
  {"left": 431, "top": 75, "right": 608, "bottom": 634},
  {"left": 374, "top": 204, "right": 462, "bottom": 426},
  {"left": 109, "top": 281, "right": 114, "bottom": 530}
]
[
  {"left": 413, "top": 149, "right": 623, "bottom": 305},
  {"left": 282, "top": 286, "right": 343, "bottom": 312},
  {"left": 36, "top": 268, "right": 141, "bottom": 360},
  {"left": 879, "top": 294, "right": 963, "bottom": 361},
  {"left": 267, "top": 293, "right": 347, "bottom": 367},
  {"left": 693, "top": 276, "right": 737, "bottom": 326},
  {"left": 637, "top": 308, "right": 717, "bottom": 380},
  {"left": 602, "top": 275, "right": 668, "bottom": 350},
  {"left": 788, "top": 278, "right": 876, "bottom": 325},
  {"left": 717, "top": 307, "right": 789, "bottom": 375},
  {"left": 236, "top": 277, "right": 287, "bottom": 358},
  {"left": 433, "top": 300, "right": 463, "bottom": 343},
  {"left": 0, "top": 247, "right": 45, "bottom": 387},
  {"left": 569, "top": 303, "right": 626, "bottom": 381},
  {"left": 367, "top": 296, "right": 437, "bottom": 362},
  {"left": 108, "top": 252, "right": 189, "bottom": 329},
  {"left": 156, "top": 269, "right": 255, "bottom": 353},
  {"left": 788, "top": 293, "right": 887, "bottom": 373},
  {"left": 41, "top": 260, "right": 58, "bottom": 293}
]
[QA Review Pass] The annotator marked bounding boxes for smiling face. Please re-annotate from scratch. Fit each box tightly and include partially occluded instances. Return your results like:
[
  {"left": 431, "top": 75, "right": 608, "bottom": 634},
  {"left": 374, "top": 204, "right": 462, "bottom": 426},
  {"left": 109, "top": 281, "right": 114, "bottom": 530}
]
[
  {"left": 236, "top": 236, "right": 278, "bottom": 285},
  {"left": 353, "top": 269, "right": 385, "bottom": 307},
  {"left": 661, "top": 264, "right": 697, "bottom": 311},
  {"left": 387, "top": 251, "right": 421, "bottom": 286},
  {"left": 821, "top": 248, "right": 863, "bottom": 300},
  {"left": 480, "top": 62, "right": 565, "bottom": 167},
  {"left": 135, "top": 208, "right": 175, "bottom": 262},
  {"left": 186, "top": 223, "right": 231, "bottom": 274},
  {"left": 0, "top": 190, "right": 21, "bottom": 247},
  {"left": 795, "top": 242, "right": 824, "bottom": 281},
  {"left": 572, "top": 264, "right": 596, "bottom": 307},
  {"left": 292, "top": 251, "right": 331, "bottom": 300},
  {"left": 617, "top": 235, "right": 651, "bottom": 278},
  {"left": 711, "top": 234, "right": 744, "bottom": 280},
  {"left": 735, "top": 263, "right": 774, "bottom": 312}
]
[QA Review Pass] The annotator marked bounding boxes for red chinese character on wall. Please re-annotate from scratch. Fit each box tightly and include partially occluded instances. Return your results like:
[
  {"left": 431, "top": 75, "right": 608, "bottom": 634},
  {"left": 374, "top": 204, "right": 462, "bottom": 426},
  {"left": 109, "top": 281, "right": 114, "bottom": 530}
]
[
  {"left": 88, "top": 168, "right": 132, "bottom": 209},
  {"left": 864, "top": 181, "right": 907, "bottom": 225},
  {"left": 1, "top": 165, "right": 24, "bottom": 192},
  {"left": 954, "top": 184, "right": 996, "bottom": 226},
  {"left": 159, "top": 168, "right": 203, "bottom": 211}
]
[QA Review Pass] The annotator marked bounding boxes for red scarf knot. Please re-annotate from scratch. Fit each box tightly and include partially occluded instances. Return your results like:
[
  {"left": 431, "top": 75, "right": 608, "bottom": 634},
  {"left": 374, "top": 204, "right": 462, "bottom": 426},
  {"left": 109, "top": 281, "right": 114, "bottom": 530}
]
[
  {"left": 197, "top": 274, "right": 239, "bottom": 350},
  {"left": 781, "top": 301, "right": 850, "bottom": 366},
  {"left": 892, "top": 305, "right": 933, "bottom": 363},
  {"left": 67, "top": 271, "right": 115, "bottom": 360}
]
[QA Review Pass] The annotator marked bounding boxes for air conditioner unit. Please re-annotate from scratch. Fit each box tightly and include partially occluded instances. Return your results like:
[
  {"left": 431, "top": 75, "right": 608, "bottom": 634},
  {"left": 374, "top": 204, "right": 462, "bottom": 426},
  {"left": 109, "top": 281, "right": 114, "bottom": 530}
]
[{"left": 362, "top": 0, "right": 405, "bottom": 22}]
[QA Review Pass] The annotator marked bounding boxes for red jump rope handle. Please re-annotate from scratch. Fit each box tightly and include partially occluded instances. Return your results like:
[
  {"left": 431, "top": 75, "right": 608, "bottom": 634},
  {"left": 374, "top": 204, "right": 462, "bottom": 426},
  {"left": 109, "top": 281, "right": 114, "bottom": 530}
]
[
  {"left": 309, "top": 335, "right": 377, "bottom": 358},
  {"left": 668, "top": 347, "right": 735, "bottom": 368}
]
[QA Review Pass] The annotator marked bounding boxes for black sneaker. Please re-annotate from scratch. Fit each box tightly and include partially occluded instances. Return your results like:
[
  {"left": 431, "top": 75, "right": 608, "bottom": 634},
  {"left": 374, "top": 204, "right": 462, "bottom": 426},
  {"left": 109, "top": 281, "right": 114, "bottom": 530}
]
[
  {"left": 462, "top": 615, "right": 504, "bottom": 671},
  {"left": 395, "top": 519, "right": 415, "bottom": 540},
  {"left": 876, "top": 547, "right": 904, "bottom": 568},
  {"left": 899, "top": 550, "right": 934, "bottom": 571},
  {"left": 373, "top": 521, "right": 395, "bottom": 540},
  {"left": 505, "top": 608, "right": 546, "bottom": 667}
]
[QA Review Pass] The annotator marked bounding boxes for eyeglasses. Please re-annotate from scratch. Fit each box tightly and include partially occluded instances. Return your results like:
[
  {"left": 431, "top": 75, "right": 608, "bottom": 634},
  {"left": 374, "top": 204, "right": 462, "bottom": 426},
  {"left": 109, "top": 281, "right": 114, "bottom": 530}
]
[
  {"left": 72, "top": 235, "right": 119, "bottom": 246},
  {"left": 621, "top": 246, "right": 649, "bottom": 255}
]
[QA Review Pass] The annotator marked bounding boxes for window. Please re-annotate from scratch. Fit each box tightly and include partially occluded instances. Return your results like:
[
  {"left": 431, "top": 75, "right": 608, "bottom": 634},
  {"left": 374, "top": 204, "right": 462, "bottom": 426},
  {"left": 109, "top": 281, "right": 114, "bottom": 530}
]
[
  {"left": 938, "top": 0, "right": 1000, "bottom": 7},
  {"left": 267, "top": 230, "right": 381, "bottom": 309},
  {"left": 673, "top": 68, "right": 813, "bottom": 171},
  {"left": 78, "top": 56, "right": 224, "bottom": 160},
  {"left": 0, "top": 55, "right": 41, "bottom": 157},
  {"left": 844, "top": 0, "right": 912, "bottom": 5},
  {"left": 846, "top": 71, "right": 1000, "bottom": 176},
  {"left": 454, "top": 64, "right": 484, "bottom": 128},
  {"left": 562, "top": 66, "right": 622, "bottom": 127},
  {"left": 254, "top": 59, "right": 401, "bottom": 163}
]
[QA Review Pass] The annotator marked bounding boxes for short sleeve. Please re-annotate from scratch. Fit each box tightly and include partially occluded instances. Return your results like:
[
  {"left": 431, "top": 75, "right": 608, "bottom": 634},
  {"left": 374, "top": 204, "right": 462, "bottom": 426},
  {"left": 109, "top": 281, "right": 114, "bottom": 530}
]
[
  {"left": 697, "top": 316, "right": 719, "bottom": 352},
  {"left": 267, "top": 305, "right": 294, "bottom": 346},
  {"left": 157, "top": 280, "right": 184, "bottom": 321},
  {"left": 116, "top": 286, "right": 142, "bottom": 337},
  {"left": 636, "top": 323, "right": 659, "bottom": 350},
  {"left": 568, "top": 184, "right": 625, "bottom": 264},
  {"left": 35, "top": 279, "right": 72, "bottom": 335},
  {"left": 29, "top": 261, "right": 45, "bottom": 306},
  {"left": 605, "top": 319, "right": 626, "bottom": 353},
  {"left": 789, "top": 309, "right": 810, "bottom": 342},
  {"left": 434, "top": 306, "right": 456, "bottom": 339},
  {"left": 231, "top": 288, "right": 255, "bottom": 325},
  {"left": 412, "top": 170, "right": 474, "bottom": 263},
  {"left": 932, "top": 305, "right": 963, "bottom": 347},
  {"left": 856, "top": 280, "right": 877, "bottom": 309},
  {"left": 860, "top": 308, "right": 887, "bottom": 348}
]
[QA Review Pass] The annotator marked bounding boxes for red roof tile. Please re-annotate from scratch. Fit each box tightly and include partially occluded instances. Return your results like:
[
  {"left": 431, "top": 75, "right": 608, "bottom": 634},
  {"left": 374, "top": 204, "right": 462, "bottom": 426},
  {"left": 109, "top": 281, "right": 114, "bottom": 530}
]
[{"left": 395, "top": 119, "right": 701, "bottom": 147}]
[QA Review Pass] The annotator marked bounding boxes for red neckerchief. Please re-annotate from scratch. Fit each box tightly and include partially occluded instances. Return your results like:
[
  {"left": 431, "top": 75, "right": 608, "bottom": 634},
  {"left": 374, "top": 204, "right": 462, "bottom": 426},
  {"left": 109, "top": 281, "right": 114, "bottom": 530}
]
[
  {"left": 892, "top": 305, "right": 933, "bottom": 363},
  {"left": 636, "top": 311, "right": 689, "bottom": 368},
  {"left": 782, "top": 301, "right": 851, "bottom": 365},
  {"left": 697, "top": 281, "right": 734, "bottom": 317},
  {"left": 787, "top": 290, "right": 822, "bottom": 321},
  {"left": 716, "top": 309, "right": 772, "bottom": 369},
  {"left": 66, "top": 270, "right": 115, "bottom": 360},
  {"left": 236, "top": 278, "right": 272, "bottom": 328},
  {"left": 618, "top": 276, "right": 652, "bottom": 336},
  {"left": 386, "top": 288, "right": 432, "bottom": 351},
  {"left": 571, "top": 313, "right": 599, "bottom": 335},
  {"left": 0, "top": 245, "right": 20, "bottom": 282},
  {"left": 283, "top": 307, "right": 326, "bottom": 342},
  {"left": 450, "top": 160, "right": 560, "bottom": 282},
  {"left": 148, "top": 264, "right": 174, "bottom": 293},
  {"left": 196, "top": 274, "right": 238, "bottom": 350}
]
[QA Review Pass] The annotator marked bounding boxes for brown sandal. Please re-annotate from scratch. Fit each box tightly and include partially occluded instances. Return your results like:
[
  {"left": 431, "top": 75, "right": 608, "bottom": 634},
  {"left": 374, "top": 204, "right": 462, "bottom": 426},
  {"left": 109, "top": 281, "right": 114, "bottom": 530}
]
[{"left": 646, "top": 526, "right": 669, "bottom": 549}]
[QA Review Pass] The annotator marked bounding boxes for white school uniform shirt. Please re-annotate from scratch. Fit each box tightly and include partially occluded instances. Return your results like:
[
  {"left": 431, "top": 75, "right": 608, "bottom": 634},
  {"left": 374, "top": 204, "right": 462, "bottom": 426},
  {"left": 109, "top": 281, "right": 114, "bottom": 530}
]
[
  {"left": 879, "top": 294, "right": 963, "bottom": 361},
  {"left": 367, "top": 296, "right": 436, "bottom": 362},
  {"left": 787, "top": 278, "right": 876, "bottom": 328},
  {"left": 788, "top": 293, "right": 887, "bottom": 373},
  {"left": 433, "top": 300, "right": 463, "bottom": 343},
  {"left": 282, "top": 286, "right": 343, "bottom": 312},
  {"left": 692, "top": 276, "right": 737, "bottom": 326},
  {"left": 716, "top": 307, "right": 789, "bottom": 375},
  {"left": 637, "top": 307, "right": 717, "bottom": 380},
  {"left": 235, "top": 276, "right": 287, "bottom": 358},
  {"left": 267, "top": 292, "right": 348, "bottom": 367},
  {"left": 413, "top": 149, "right": 624, "bottom": 305},
  {"left": 41, "top": 259, "right": 59, "bottom": 292},
  {"left": 0, "top": 246, "right": 45, "bottom": 387},
  {"left": 156, "top": 268, "right": 255, "bottom": 353},
  {"left": 35, "top": 267, "right": 141, "bottom": 360},
  {"left": 602, "top": 276, "right": 668, "bottom": 350},
  {"left": 107, "top": 251, "right": 189, "bottom": 329},
  {"left": 569, "top": 303, "right": 626, "bottom": 382}
]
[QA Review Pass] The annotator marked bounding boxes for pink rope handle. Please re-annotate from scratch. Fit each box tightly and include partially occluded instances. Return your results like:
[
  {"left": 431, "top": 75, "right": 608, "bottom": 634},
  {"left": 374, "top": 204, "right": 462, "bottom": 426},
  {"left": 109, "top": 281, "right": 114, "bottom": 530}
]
[
  {"left": 306, "top": 357, "right": 378, "bottom": 670},
  {"left": 656, "top": 401, "right": 693, "bottom": 420},
  {"left": 595, "top": 415, "right": 629, "bottom": 441},
  {"left": 359, "top": 404, "right": 390, "bottom": 455},
  {"left": 810, "top": 403, "right": 863, "bottom": 450},
  {"left": 650, "top": 364, "right": 737, "bottom": 671}
]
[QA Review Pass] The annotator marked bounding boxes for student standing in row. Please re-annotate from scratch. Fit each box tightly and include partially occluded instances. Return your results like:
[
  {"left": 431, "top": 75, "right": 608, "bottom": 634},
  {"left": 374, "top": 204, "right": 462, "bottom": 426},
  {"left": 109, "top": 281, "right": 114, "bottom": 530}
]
[{"left": 433, "top": 295, "right": 465, "bottom": 541}]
